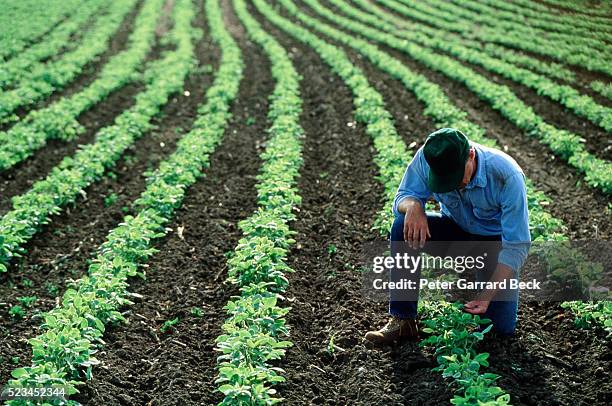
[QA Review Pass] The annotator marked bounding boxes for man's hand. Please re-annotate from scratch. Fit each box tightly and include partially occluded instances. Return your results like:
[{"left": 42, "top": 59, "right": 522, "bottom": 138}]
[
  {"left": 399, "top": 198, "right": 430, "bottom": 249},
  {"left": 463, "top": 263, "right": 514, "bottom": 315},
  {"left": 464, "top": 300, "right": 490, "bottom": 315}
]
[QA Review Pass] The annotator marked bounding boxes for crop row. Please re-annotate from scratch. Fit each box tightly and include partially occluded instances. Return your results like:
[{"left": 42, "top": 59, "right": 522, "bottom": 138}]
[
  {"left": 0, "top": 0, "right": 164, "bottom": 172},
  {"left": 258, "top": 0, "right": 511, "bottom": 403},
  {"left": 287, "top": 0, "right": 611, "bottom": 387},
  {"left": 331, "top": 0, "right": 612, "bottom": 133},
  {"left": 0, "top": 0, "right": 137, "bottom": 125},
  {"left": 533, "top": 0, "right": 612, "bottom": 17},
  {"left": 392, "top": 0, "right": 611, "bottom": 61},
  {"left": 306, "top": 0, "right": 612, "bottom": 194},
  {"left": 0, "top": 0, "right": 197, "bottom": 273},
  {"left": 0, "top": 0, "right": 108, "bottom": 89},
  {"left": 476, "top": 0, "right": 612, "bottom": 32},
  {"left": 446, "top": 0, "right": 611, "bottom": 40},
  {"left": 3, "top": 0, "right": 226, "bottom": 400},
  {"left": 284, "top": 0, "right": 609, "bottom": 329},
  {"left": 379, "top": 0, "right": 611, "bottom": 76},
  {"left": 0, "top": 0, "right": 83, "bottom": 61},
  {"left": 352, "top": 0, "right": 577, "bottom": 85},
  {"left": 215, "top": 0, "right": 302, "bottom": 402},
  {"left": 560, "top": 301, "right": 612, "bottom": 335},
  {"left": 421, "top": 0, "right": 610, "bottom": 53},
  {"left": 591, "top": 81, "right": 612, "bottom": 101}
]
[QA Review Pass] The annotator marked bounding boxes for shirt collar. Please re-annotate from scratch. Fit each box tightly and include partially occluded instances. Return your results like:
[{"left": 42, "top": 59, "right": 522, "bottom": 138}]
[{"left": 465, "top": 143, "right": 487, "bottom": 190}]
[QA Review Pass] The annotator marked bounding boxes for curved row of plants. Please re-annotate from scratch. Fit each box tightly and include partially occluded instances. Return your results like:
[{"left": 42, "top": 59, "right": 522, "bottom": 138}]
[
  {"left": 0, "top": 0, "right": 164, "bottom": 172},
  {"left": 3, "top": 0, "right": 243, "bottom": 401},
  {"left": 591, "top": 81, "right": 612, "bottom": 101},
  {"left": 378, "top": 0, "right": 611, "bottom": 76},
  {"left": 0, "top": 0, "right": 83, "bottom": 61},
  {"left": 393, "top": 0, "right": 611, "bottom": 58},
  {"left": 214, "top": 0, "right": 302, "bottom": 402},
  {"left": 534, "top": 0, "right": 612, "bottom": 17},
  {"left": 0, "top": 0, "right": 198, "bottom": 273},
  {"left": 422, "top": 0, "right": 610, "bottom": 53},
  {"left": 303, "top": 0, "right": 612, "bottom": 194},
  {"left": 0, "top": 0, "right": 109, "bottom": 89},
  {"left": 329, "top": 0, "right": 612, "bottom": 133},
  {"left": 446, "top": 0, "right": 611, "bottom": 39},
  {"left": 476, "top": 0, "right": 612, "bottom": 31},
  {"left": 257, "top": 0, "right": 511, "bottom": 403},
  {"left": 284, "top": 0, "right": 610, "bottom": 331},
  {"left": 0, "top": 0, "right": 137, "bottom": 125},
  {"left": 350, "top": 0, "right": 576, "bottom": 84}
]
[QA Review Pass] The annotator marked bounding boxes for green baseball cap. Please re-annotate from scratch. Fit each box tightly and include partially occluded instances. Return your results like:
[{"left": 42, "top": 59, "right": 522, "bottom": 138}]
[{"left": 423, "top": 128, "right": 470, "bottom": 193}]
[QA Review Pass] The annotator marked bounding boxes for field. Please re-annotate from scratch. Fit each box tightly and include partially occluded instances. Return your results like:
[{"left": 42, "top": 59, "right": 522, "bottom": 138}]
[{"left": 0, "top": 0, "right": 610, "bottom": 405}]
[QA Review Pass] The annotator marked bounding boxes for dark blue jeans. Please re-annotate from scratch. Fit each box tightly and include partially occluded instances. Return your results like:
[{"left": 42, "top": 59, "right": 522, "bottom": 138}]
[{"left": 389, "top": 212, "right": 518, "bottom": 335}]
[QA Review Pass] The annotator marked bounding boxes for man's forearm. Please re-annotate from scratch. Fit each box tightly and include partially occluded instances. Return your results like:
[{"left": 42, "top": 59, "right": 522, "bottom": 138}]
[
  {"left": 476, "top": 263, "right": 515, "bottom": 302},
  {"left": 397, "top": 197, "right": 423, "bottom": 214}
]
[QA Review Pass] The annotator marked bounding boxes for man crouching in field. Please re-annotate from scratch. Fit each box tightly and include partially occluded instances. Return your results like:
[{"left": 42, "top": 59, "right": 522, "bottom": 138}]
[{"left": 366, "top": 128, "right": 530, "bottom": 344}]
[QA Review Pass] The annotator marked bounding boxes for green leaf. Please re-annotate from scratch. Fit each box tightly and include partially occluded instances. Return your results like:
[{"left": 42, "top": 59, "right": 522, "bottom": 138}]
[{"left": 11, "top": 368, "right": 28, "bottom": 378}]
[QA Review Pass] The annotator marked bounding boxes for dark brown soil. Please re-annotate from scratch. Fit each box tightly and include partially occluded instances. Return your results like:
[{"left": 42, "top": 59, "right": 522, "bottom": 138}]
[
  {"left": 397, "top": 40, "right": 612, "bottom": 161},
  {"left": 316, "top": 0, "right": 612, "bottom": 240},
  {"left": 2, "top": 0, "right": 144, "bottom": 128},
  {"left": 322, "top": 21, "right": 612, "bottom": 241},
  {"left": 0, "top": 0, "right": 216, "bottom": 387},
  {"left": 267, "top": 3, "right": 611, "bottom": 405},
  {"left": 71, "top": 2, "right": 272, "bottom": 404},
  {"left": 481, "top": 302, "right": 611, "bottom": 405},
  {"left": 0, "top": 0, "right": 166, "bottom": 215},
  {"left": 371, "top": 0, "right": 612, "bottom": 90},
  {"left": 0, "top": 82, "right": 141, "bottom": 215},
  {"left": 251, "top": 3, "right": 452, "bottom": 405},
  {"left": 1, "top": 1, "right": 610, "bottom": 405}
]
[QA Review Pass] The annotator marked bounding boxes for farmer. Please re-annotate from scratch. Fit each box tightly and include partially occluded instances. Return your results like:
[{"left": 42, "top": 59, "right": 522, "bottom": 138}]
[{"left": 365, "top": 128, "right": 530, "bottom": 345}]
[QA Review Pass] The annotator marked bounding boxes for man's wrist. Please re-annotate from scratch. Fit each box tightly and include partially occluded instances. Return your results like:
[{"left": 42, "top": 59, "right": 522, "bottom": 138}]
[{"left": 398, "top": 197, "right": 423, "bottom": 214}]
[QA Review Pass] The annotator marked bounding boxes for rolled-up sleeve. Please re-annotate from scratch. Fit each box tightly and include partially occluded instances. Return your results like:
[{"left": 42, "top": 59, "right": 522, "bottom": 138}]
[
  {"left": 392, "top": 148, "right": 432, "bottom": 217},
  {"left": 498, "top": 172, "right": 531, "bottom": 273}
]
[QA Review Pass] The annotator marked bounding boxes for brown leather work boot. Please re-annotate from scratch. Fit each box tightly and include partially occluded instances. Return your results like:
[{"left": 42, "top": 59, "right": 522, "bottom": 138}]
[{"left": 365, "top": 317, "right": 419, "bottom": 345}]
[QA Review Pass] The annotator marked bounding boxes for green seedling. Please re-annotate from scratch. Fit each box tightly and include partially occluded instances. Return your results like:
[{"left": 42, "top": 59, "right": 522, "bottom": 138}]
[
  {"left": 104, "top": 192, "right": 119, "bottom": 207},
  {"left": 191, "top": 307, "right": 203, "bottom": 317},
  {"left": 17, "top": 296, "right": 37, "bottom": 308},
  {"left": 160, "top": 317, "right": 180, "bottom": 333},
  {"left": 327, "top": 332, "right": 337, "bottom": 354},
  {"left": 45, "top": 282, "right": 59, "bottom": 296},
  {"left": 9, "top": 305, "right": 26, "bottom": 319}
]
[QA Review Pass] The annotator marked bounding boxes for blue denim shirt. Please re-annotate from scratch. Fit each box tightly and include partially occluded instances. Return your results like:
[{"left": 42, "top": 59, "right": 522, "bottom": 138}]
[{"left": 393, "top": 142, "right": 531, "bottom": 272}]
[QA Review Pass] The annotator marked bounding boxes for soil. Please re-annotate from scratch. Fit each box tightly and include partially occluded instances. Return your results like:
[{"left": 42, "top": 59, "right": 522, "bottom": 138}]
[
  {"left": 0, "top": 0, "right": 166, "bottom": 215},
  {"left": 72, "top": 1, "right": 272, "bottom": 404},
  {"left": 371, "top": 0, "right": 612, "bottom": 96},
  {"left": 480, "top": 302, "right": 611, "bottom": 405},
  {"left": 2, "top": 0, "right": 144, "bottom": 128},
  {"left": 313, "top": 0, "right": 612, "bottom": 242},
  {"left": 266, "top": 2, "right": 611, "bottom": 405},
  {"left": 0, "top": 1, "right": 610, "bottom": 406},
  {"left": 0, "top": 0, "right": 214, "bottom": 387},
  {"left": 418, "top": 49, "right": 612, "bottom": 161},
  {"left": 251, "top": 3, "right": 452, "bottom": 405},
  {"left": 339, "top": 30, "right": 611, "bottom": 241}
]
